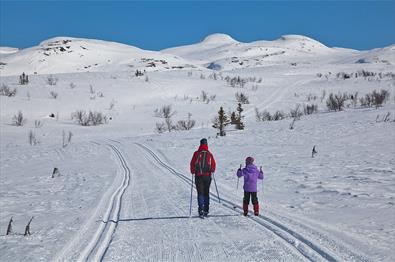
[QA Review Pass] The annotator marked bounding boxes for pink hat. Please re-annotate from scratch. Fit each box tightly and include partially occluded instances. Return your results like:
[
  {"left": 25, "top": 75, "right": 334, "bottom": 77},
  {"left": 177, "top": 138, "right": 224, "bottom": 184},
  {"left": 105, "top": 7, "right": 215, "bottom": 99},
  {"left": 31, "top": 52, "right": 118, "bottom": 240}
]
[{"left": 245, "top": 156, "right": 254, "bottom": 165}]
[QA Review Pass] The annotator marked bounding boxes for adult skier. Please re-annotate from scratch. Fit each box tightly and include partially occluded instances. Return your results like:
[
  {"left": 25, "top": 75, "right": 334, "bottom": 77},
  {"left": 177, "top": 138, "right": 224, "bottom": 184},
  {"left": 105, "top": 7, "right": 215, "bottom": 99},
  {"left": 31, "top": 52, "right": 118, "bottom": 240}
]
[
  {"left": 237, "top": 156, "right": 264, "bottom": 216},
  {"left": 190, "top": 138, "right": 216, "bottom": 217}
]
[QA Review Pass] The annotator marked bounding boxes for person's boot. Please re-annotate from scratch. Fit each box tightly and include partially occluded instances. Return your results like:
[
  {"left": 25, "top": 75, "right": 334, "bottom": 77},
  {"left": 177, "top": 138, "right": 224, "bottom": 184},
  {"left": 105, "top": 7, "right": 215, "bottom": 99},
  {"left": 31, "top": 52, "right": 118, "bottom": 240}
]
[
  {"left": 253, "top": 203, "right": 259, "bottom": 216},
  {"left": 243, "top": 203, "right": 248, "bottom": 216}
]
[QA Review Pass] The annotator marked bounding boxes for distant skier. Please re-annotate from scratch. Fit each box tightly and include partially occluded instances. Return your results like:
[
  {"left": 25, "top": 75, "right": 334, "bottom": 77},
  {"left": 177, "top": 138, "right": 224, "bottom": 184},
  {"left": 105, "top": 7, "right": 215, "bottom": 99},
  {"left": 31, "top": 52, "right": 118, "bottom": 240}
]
[
  {"left": 190, "top": 138, "right": 216, "bottom": 217},
  {"left": 237, "top": 157, "right": 264, "bottom": 216}
]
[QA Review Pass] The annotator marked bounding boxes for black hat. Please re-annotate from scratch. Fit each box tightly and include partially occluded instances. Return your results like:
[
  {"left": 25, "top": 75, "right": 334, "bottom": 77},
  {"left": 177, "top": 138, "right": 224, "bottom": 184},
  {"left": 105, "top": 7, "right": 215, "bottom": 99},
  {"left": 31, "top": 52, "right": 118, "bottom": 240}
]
[{"left": 200, "top": 138, "right": 208, "bottom": 145}]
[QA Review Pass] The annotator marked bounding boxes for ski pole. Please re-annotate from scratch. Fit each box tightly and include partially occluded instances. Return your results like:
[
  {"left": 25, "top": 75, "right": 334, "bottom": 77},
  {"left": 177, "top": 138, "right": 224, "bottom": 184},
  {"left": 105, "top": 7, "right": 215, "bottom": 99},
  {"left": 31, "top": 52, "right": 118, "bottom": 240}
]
[
  {"left": 260, "top": 166, "right": 263, "bottom": 195},
  {"left": 189, "top": 175, "right": 194, "bottom": 217},
  {"left": 236, "top": 164, "right": 241, "bottom": 190},
  {"left": 212, "top": 172, "right": 221, "bottom": 203}
]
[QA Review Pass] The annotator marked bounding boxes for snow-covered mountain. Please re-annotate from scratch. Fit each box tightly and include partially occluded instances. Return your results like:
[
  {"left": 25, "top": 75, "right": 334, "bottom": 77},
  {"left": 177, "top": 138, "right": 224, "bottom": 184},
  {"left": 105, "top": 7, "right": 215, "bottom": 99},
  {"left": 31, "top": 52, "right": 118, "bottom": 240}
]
[
  {"left": 163, "top": 33, "right": 394, "bottom": 70},
  {"left": 1, "top": 34, "right": 394, "bottom": 76},
  {"left": 0, "top": 37, "right": 199, "bottom": 76}
]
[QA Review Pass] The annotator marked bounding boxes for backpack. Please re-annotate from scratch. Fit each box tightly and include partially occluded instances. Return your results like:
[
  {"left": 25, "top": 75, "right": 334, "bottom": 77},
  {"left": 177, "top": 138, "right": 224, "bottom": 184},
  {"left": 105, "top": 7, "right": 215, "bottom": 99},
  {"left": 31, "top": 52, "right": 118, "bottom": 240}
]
[{"left": 195, "top": 151, "right": 212, "bottom": 174}]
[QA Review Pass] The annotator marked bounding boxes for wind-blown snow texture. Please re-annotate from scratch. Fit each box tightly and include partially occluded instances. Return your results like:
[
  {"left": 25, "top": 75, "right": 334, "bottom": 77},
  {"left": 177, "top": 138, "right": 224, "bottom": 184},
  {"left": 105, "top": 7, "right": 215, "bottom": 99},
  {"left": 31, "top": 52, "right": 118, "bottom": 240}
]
[{"left": 0, "top": 34, "right": 394, "bottom": 261}]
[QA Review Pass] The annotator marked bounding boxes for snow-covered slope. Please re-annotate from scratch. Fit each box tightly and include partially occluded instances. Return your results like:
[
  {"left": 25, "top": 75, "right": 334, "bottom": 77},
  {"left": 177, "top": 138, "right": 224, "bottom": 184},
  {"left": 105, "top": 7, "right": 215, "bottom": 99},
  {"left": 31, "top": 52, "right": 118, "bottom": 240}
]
[
  {"left": 0, "top": 37, "right": 199, "bottom": 76},
  {"left": 0, "top": 33, "right": 394, "bottom": 261},
  {"left": 0, "top": 47, "right": 19, "bottom": 55}
]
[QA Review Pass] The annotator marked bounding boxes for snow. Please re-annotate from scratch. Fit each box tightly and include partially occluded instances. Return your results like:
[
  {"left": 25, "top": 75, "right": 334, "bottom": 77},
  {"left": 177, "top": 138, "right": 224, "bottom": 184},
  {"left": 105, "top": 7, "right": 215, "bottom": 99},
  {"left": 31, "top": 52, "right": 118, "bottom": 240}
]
[{"left": 0, "top": 34, "right": 394, "bottom": 261}]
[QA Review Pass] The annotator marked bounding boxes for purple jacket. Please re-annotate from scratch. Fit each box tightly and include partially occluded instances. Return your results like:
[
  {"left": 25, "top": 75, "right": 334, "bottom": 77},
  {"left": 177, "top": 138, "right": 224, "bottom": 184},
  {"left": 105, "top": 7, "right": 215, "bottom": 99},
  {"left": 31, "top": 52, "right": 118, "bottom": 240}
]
[{"left": 237, "top": 164, "right": 264, "bottom": 192}]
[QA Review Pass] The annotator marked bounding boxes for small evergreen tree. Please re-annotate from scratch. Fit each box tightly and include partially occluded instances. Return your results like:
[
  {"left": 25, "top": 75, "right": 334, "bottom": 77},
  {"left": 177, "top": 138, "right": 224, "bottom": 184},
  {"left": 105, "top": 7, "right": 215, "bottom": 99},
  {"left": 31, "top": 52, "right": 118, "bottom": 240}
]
[
  {"left": 235, "top": 103, "right": 245, "bottom": 130},
  {"left": 230, "top": 111, "right": 237, "bottom": 124},
  {"left": 212, "top": 106, "right": 230, "bottom": 136}
]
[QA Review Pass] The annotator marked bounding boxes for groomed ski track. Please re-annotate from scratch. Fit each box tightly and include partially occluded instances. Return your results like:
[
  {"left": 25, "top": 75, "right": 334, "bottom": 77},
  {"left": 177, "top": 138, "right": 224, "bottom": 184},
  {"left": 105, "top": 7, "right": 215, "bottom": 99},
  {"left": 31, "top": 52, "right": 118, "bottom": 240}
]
[{"left": 58, "top": 139, "right": 369, "bottom": 262}]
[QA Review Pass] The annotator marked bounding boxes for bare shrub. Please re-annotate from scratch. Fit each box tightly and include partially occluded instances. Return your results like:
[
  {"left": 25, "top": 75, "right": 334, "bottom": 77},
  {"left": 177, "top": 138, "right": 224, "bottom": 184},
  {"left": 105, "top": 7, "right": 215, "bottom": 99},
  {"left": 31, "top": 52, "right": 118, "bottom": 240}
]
[
  {"left": 372, "top": 89, "right": 390, "bottom": 108},
  {"left": 351, "top": 92, "right": 358, "bottom": 107},
  {"left": 154, "top": 105, "right": 176, "bottom": 118},
  {"left": 360, "top": 94, "right": 373, "bottom": 107},
  {"left": 255, "top": 108, "right": 272, "bottom": 121},
  {"left": 50, "top": 91, "right": 58, "bottom": 99},
  {"left": 209, "top": 94, "right": 216, "bottom": 101},
  {"left": 176, "top": 113, "right": 196, "bottom": 130},
  {"left": 155, "top": 122, "right": 166, "bottom": 133},
  {"left": 69, "top": 82, "right": 76, "bottom": 89},
  {"left": 272, "top": 110, "right": 286, "bottom": 120},
  {"left": 303, "top": 104, "right": 318, "bottom": 115},
  {"left": 326, "top": 93, "right": 347, "bottom": 111},
  {"left": 89, "top": 85, "right": 95, "bottom": 94},
  {"left": 290, "top": 104, "right": 303, "bottom": 119},
  {"left": 0, "top": 84, "right": 17, "bottom": 97},
  {"left": 13, "top": 111, "right": 26, "bottom": 126},
  {"left": 34, "top": 120, "right": 43, "bottom": 128},
  {"left": 29, "top": 130, "right": 39, "bottom": 145},
  {"left": 235, "top": 92, "right": 249, "bottom": 104},
  {"left": 72, "top": 110, "right": 107, "bottom": 126},
  {"left": 306, "top": 93, "right": 318, "bottom": 102},
  {"left": 201, "top": 91, "right": 208, "bottom": 102},
  {"left": 47, "top": 75, "right": 58, "bottom": 85},
  {"left": 19, "top": 73, "right": 29, "bottom": 85}
]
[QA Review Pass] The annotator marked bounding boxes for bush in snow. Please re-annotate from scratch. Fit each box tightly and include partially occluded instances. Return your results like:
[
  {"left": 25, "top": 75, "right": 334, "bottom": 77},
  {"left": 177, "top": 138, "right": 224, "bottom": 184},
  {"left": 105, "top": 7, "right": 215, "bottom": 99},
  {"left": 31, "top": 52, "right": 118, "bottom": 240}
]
[
  {"left": 28, "top": 130, "right": 39, "bottom": 145},
  {"left": 371, "top": 89, "right": 390, "bottom": 108},
  {"left": 289, "top": 104, "right": 303, "bottom": 119},
  {"left": 0, "top": 84, "right": 17, "bottom": 97},
  {"left": 255, "top": 108, "right": 272, "bottom": 121},
  {"left": 34, "top": 120, "right": 43, "bottom": 128},
  {"left": 235, "top": 92, "right": 249, "bottom": 104},
  {"left": 69, "top": 82, "right": 76, "bottom": 89},
  {"left": 155, "top": 122, "right": 166, "bottom": 133},
  {"left": 303, "top": 104, "right": 318, "bottom": 115},
  {"left": 176, "top": 113, "right": 196, "bottom": 130},
  {"left": 19, "top": 72, "right": 29, "bottom": 85},
  {"left": 12, "top": 111, "right": 26, "bottom": 126},
  {"left": 50, "top": 91, "right": 58, "bottom": 99},
  {"left": 47, "top": 75, "right": 58, "bottom": 86},
  {"left": 272, "top": 110, "right": 286, "bottom": 121},
  {"left": 326, "top": 92, "right": 347, "bottom": 111},
  {"left": 154, "top": 105, "right": 176, "bottom": 119},
  {"left": 72, "top": 110, "right": 107, "bottom": 126}
]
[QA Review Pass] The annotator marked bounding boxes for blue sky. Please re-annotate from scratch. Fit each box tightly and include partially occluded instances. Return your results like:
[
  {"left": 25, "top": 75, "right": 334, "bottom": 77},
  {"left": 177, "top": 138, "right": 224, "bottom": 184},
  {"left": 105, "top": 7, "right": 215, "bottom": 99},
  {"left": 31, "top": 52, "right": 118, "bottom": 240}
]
[{"left": 0, "top": 0, "right": 394, "bottom": 50}]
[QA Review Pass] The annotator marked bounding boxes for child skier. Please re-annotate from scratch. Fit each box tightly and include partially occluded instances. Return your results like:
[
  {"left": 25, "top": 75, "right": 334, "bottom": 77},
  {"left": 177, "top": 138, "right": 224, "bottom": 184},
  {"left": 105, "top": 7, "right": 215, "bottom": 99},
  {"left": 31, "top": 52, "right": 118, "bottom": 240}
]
[{"left": 237, "top": 156, "right": 264, "bottom": 216}]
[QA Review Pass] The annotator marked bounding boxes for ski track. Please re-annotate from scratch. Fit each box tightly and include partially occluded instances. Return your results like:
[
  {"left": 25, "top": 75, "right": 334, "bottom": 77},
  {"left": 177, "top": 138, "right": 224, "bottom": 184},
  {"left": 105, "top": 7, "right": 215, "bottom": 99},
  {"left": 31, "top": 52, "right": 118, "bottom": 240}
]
[
  {"left": 75, "top": 143, "right": 131, "bottom": 262},
  {"left": 103, "top": 141, "right": 304, "bottom": 261},
  {"left": 62, "top": 139, "right": 368, "bottom": 261},
  {"left": 133, "top": 142, "right": 342, "bottom": 262}
]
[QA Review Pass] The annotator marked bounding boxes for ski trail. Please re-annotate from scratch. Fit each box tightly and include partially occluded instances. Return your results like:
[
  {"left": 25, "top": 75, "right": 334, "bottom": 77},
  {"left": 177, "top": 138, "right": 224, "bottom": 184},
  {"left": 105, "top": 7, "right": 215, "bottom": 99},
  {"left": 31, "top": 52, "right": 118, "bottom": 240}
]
[
  {"left": 76, "top": 144, "right": 131, "bottom": 262},
  {"left": 135, "top": 142, "right": 340, "bottom": 262},
  {"left": 105, "top": 141, "right": 304, "bottom": 261}
]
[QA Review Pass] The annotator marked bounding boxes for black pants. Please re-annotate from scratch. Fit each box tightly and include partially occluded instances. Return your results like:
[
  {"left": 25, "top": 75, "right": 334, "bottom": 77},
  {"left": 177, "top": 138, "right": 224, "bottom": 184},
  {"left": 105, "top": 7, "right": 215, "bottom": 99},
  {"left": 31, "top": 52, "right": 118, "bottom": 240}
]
[
  {"left": 243, "top": 192, "right": 258, "bottom": 205},
  {"left": 195, "top": 175, "right": 212, "bottom": 212}
]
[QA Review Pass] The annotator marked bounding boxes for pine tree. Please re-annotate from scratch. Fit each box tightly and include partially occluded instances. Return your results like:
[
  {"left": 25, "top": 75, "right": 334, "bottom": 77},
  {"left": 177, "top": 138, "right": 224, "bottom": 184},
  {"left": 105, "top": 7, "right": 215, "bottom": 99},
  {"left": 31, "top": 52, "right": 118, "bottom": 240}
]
[
  {"left": 235, "top": 103, "right": 245, "bottom": 130},
  {"left": 212, "top": 106, "right": 230, "bottom": 136},
  {"left": 230, "top": 111, "right": 237, "bottom": 124}
]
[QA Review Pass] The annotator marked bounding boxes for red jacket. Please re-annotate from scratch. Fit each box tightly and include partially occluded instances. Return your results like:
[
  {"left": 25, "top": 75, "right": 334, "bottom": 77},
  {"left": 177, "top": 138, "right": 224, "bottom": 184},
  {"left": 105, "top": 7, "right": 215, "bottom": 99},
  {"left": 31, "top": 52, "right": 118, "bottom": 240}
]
[{"left": 190, "top": 144, "right": 216, "bottom": 176}]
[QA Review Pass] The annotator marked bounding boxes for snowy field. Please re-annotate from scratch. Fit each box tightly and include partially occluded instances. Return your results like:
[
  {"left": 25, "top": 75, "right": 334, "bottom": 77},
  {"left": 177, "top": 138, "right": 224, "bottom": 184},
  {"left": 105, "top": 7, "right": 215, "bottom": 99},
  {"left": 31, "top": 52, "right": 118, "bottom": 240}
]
[{"left": 0, "top": 34, "right": 394, "bottom": 261}]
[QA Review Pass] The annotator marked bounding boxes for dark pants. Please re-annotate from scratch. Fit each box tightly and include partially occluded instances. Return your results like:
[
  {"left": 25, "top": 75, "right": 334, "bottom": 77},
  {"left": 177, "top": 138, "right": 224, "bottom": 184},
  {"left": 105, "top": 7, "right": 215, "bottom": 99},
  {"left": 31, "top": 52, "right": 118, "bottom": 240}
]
[
  {"left": 195, "top": 175, "right": 212, "bottom": 213},
  {"left": 243, "top": 192, "right": 258, "bottom": 205}
]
